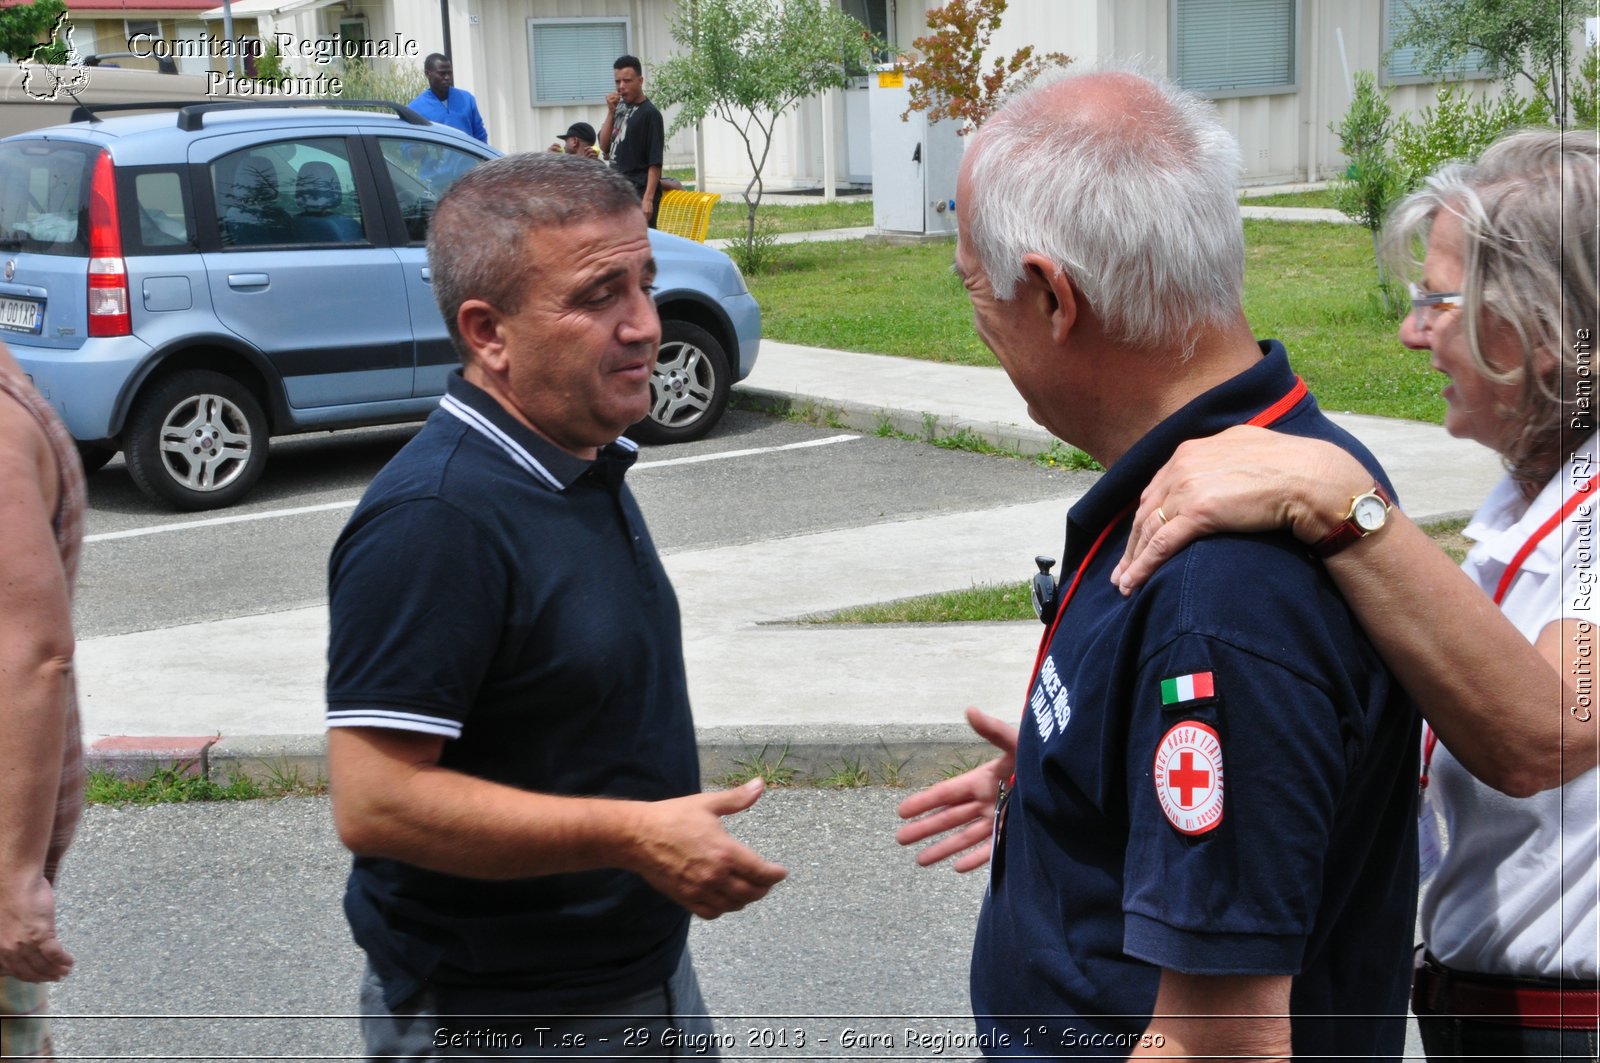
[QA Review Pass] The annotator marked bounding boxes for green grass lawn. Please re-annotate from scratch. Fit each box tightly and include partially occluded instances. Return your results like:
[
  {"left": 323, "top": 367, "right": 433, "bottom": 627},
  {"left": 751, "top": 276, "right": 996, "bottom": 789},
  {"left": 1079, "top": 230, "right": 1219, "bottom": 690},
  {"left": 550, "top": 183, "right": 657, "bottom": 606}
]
[
  {"left": 745, "top": 219, "right": 1445, "bottom": 423},
  {"left": 1239, "top": 188, "right": 1339, "bottom": 209},
  {"left": 706, "top": 197, "right": 873, "bottom": 240}
]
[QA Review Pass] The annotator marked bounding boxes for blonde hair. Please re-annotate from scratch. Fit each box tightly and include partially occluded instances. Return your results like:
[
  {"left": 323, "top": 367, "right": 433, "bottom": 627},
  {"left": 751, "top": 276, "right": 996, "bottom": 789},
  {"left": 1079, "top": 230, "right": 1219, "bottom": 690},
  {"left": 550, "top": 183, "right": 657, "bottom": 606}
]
[{"left": 1384, "top": 129, "right": 1600, "bottom": 491}]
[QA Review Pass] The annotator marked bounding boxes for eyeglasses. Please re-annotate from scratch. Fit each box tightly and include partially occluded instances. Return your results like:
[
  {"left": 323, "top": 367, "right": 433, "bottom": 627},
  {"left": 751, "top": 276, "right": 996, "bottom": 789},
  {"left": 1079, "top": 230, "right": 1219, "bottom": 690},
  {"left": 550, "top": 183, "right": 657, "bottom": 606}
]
[{"left": 1408, "top": 283, "right": 1464, "bottom": 326}]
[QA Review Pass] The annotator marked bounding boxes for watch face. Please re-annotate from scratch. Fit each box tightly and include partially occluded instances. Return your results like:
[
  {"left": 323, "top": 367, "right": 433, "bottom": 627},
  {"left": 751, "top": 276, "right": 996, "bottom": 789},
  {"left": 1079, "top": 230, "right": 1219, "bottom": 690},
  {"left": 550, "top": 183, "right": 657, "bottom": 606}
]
[{"left": 1353, "top": 494, "right": 1388, "bottom": 532}]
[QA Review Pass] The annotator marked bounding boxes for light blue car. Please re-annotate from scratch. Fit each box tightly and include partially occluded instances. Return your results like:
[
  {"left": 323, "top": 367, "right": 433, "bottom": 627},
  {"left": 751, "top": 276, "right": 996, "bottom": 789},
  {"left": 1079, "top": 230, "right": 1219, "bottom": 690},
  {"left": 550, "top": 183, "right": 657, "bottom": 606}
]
[{"left": 0, "top": 100, "right": 760, "bottom": 509}]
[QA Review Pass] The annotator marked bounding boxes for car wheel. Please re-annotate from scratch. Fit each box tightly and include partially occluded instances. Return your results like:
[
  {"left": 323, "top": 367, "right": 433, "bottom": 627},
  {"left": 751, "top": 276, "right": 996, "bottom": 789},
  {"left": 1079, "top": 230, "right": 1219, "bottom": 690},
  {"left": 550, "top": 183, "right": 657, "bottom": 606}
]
[
  {"left": 630, "top": 320, "right": 731, "bottom": 445},
  {"left": 75, "top": 442, "right": 117, "bottom": 474},
  {"left": 125, "top": 370, "right": 268, "bottom": 511}
]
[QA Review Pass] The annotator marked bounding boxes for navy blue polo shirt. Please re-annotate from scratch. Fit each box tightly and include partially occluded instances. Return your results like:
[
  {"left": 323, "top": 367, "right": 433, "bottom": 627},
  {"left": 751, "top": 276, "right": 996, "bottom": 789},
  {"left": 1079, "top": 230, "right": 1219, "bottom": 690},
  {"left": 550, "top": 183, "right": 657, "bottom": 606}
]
[
  {"left": 970, "top": 344, "right": 1419, "bottom": 1059},
  {"left": 326, "top": 372, "right": 699, "bottom": 1011}
]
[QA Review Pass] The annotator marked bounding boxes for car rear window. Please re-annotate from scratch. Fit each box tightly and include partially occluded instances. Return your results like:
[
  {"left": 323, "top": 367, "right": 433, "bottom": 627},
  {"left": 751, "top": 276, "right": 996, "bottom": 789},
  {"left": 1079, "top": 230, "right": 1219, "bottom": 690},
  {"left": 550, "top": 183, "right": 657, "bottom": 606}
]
[{"left": 0, "top": 140, "right": 95, "bottom": 257}]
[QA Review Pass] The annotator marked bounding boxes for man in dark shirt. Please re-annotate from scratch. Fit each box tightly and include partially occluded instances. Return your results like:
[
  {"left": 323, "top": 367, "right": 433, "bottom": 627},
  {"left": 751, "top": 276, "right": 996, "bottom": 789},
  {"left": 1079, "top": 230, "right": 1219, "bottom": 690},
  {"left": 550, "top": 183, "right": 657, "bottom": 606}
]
[
  {"left": 326, "top": 152, "right": 785, "bottom": 1057},
  {"left": 895, "top": 69, "right": 1418, "bottom": 1059},
  {"left": 599, "top": 54, "right": 664, "bottom": 226}
]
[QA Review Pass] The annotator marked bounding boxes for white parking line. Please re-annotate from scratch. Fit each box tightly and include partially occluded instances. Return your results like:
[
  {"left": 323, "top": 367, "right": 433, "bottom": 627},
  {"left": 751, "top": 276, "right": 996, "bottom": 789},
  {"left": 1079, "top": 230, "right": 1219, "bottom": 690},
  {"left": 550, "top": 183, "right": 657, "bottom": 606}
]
[
  {"left": 634, "top": 433, "right": 858, "bottom": 469},
  {"left": 84, "top": 433, "right": 862, "bottom": 543},
  {"left": 84, "top": 500, "right": 359, "bottom": 542}
]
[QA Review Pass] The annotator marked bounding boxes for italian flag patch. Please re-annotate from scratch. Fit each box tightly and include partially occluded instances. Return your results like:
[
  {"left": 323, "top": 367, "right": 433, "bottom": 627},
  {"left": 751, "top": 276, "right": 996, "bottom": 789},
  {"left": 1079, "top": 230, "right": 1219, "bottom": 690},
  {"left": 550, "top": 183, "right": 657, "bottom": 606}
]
[{"left": 1160, "top": 671, "right": 1215, "bottom": 705}]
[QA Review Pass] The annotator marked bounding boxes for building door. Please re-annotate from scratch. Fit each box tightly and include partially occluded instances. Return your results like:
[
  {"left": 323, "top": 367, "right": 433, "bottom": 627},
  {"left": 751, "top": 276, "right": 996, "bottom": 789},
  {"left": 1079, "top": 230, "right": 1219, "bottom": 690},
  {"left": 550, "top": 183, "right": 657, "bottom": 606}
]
[
  {"left": 841, "top": 0, "right": 893, "bottom": 186},
  {"left": 175, "top": 22, "right": 208, "bottom": 74}
]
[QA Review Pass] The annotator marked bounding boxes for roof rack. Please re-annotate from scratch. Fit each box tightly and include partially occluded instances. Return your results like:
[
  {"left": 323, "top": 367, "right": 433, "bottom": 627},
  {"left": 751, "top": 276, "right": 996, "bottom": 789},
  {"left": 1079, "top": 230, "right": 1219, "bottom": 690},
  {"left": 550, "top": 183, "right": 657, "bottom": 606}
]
[
  {"left": 66, "top": 98, "right": 426, "bottom": 128},
  {"left": 173, "top": 99, "right": 427, "bottom": 131},
  {"left": 70, "top": 100, "right": 212, "bottom": 124}
]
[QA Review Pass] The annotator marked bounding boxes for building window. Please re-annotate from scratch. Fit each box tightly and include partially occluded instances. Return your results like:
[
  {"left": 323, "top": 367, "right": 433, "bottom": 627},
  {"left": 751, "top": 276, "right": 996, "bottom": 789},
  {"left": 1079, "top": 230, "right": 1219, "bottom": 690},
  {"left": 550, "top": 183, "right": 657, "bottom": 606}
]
[
  {"left": 124, "top": 18, "right": 160, "bottom": 42},
  {"left": 1171, "top": 0, "right": 1297, "bottom": 97},
  {"left": 1383, "top": 0, "right": 1491, "bottom": 83},
  {"left": 339, "top": 17, "right": 370, "bottom": 45},
  {"left": 527, "top": 18, "right": 629, "bottom": 107},
  {"left": 841, "top": 0, "right": 893, "bottom": 62}
]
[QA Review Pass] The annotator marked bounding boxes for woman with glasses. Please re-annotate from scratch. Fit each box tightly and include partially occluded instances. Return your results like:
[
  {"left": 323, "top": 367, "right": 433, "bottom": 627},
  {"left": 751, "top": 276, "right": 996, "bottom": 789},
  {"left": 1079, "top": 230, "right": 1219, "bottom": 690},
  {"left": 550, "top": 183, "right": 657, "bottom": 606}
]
[{"left": 1114, "top": 128, "right": 1597, "bottom": 1060}]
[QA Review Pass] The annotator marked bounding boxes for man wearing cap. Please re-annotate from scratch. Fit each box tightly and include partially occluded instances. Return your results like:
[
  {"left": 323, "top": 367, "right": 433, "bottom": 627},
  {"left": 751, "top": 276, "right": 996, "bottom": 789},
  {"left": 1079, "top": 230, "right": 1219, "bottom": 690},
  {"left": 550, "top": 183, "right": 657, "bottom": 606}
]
[{"left": 550, "top": 122, "right": 602, "bottom": 160}]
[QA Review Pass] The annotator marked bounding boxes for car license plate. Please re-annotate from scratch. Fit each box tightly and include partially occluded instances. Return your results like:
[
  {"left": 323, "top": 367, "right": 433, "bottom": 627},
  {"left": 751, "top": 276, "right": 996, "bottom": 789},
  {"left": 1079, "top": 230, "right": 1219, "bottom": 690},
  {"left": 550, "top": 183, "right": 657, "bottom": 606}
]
[{"left": 0, "top": 296, "right": 42, "bottom": 334}]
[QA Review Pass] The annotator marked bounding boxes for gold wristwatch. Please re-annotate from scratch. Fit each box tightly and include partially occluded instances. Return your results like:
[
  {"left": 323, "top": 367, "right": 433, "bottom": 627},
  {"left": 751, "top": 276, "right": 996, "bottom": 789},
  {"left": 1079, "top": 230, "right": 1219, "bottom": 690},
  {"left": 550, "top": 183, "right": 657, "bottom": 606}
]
[{"left": 1312, "top": 483, "right": 1393, "bottom": 557}]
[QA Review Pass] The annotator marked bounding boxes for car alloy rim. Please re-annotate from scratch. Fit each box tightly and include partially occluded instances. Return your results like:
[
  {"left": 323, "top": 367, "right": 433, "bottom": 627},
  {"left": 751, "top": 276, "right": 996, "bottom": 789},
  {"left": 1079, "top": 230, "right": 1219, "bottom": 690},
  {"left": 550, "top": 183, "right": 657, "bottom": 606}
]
[
  {"left": 157, "top": 392, "right": 253, "bottom": 491},
  {"left": 650, "top": 340, "right": 714, "bottom": 427}
]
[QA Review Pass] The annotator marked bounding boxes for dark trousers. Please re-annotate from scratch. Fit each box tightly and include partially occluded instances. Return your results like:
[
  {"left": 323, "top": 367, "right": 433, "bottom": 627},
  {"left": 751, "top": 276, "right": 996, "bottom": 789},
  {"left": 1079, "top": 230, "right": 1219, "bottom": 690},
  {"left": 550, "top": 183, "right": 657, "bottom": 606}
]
[
  {"left": 359, "top": 948, "right": 720, "bottom": 1060},
  {"left": 1413, "top": 951, "right": 1598, "bottom": 1062},
  {"left": 1416, "top": 1011, "right": 1598, "bottom": 1061}
]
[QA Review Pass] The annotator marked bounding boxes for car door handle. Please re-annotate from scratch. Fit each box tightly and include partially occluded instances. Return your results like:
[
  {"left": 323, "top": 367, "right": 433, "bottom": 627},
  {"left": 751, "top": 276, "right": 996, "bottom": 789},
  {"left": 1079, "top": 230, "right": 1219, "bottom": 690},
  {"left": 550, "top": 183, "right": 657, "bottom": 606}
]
[
  {"left": 420, "top": 267, "right": 431, "bottom": 283},
  {"left": 227, "top": 273, "right": 270, "bottom": 289}
]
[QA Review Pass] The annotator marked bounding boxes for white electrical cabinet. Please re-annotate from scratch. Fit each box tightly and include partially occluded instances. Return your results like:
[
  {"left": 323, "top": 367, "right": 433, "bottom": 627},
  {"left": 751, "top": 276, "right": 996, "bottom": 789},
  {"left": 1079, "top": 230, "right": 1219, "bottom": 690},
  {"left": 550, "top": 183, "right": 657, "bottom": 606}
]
[{"left": 867, "top": 66, "right": 963, "bottom": 235}]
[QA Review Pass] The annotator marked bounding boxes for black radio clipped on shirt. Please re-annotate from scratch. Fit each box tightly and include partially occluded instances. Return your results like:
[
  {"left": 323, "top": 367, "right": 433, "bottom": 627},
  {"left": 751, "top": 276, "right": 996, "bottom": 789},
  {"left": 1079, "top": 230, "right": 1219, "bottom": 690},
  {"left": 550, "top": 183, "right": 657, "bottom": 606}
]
[{"left": 1031, "top": 555, "right": 1058, "bottom": 625}]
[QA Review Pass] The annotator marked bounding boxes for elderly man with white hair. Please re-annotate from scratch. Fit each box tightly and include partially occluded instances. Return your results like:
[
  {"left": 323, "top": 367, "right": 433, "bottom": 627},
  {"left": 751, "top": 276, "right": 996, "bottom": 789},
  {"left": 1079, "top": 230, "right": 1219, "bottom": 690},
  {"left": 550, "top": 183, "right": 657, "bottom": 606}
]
[{"left": 896, "top": 69, "right": 1419, "bottom": 1060}]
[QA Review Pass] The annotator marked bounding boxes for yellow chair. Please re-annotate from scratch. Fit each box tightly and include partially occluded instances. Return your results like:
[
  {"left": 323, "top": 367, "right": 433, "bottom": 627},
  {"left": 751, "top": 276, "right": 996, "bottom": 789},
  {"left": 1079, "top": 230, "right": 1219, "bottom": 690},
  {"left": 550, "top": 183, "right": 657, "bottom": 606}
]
[{"left": 655, "top": 189, "right": 720, "bottom": 242}]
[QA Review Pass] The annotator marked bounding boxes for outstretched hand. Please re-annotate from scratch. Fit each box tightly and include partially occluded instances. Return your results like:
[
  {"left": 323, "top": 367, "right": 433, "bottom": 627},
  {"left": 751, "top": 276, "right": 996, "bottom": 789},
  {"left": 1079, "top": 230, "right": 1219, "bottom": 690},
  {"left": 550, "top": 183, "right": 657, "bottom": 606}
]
[
  {"left": 631, "top": 779, "right": 788, "bottom": 920},
  {"left": 1112, "top": 426, "right": 1359, "bottom": 594},
  {"left": 895, "top": 707, "right": 1018, "bottom": 872},
  {"left": 0, "top": 873, "right": 72, "bottom": 982}
]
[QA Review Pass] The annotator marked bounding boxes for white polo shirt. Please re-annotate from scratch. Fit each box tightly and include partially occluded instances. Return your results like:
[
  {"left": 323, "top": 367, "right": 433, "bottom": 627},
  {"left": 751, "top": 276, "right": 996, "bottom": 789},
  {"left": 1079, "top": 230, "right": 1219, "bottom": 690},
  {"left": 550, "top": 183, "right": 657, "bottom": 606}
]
[{"left": 1421, "top": 434, "right": 1598, "bottom": 979}]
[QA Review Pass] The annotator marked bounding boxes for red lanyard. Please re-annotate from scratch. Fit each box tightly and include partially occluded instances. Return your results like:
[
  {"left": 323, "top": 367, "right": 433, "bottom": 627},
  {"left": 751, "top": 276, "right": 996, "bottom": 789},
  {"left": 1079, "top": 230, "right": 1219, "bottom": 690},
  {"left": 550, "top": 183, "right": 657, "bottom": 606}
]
[
  {"left": 1420, "top": 473, "right": 1596, "bottom": 789},
  {"left": 1010, "top": 376, "right": 1308, "bottom": 787},
  {"left": 1494, "top": 476, "right": 1596, "bottom": 605}
]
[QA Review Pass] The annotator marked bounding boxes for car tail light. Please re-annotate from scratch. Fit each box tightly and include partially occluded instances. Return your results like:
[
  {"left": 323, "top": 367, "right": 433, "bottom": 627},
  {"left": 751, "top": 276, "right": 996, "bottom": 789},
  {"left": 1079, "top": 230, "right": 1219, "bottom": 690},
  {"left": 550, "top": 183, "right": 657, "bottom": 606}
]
[{"left": 87, "top": 149, "right": 130, "bottom": 337}]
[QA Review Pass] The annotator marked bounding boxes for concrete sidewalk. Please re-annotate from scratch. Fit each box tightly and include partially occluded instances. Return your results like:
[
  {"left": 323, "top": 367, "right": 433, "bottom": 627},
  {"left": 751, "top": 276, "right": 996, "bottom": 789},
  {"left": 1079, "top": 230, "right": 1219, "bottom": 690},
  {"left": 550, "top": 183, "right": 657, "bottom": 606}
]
[{"left": 77, "top": 340, "right": 1500, "bottom": 784}]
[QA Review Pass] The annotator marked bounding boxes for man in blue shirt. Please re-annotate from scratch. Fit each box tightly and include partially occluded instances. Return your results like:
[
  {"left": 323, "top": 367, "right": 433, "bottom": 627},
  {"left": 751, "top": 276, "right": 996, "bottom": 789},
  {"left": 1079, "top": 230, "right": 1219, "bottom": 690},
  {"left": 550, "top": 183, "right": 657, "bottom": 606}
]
[
  {"left": 896, "top": 70, "right": 1418, "bottom": 1059},
  {"left": 408, "top": 52, "right": 488, "bottom": 144},
  {"left": 326, "top": 153, "right": 785, "bottom": 1057}
]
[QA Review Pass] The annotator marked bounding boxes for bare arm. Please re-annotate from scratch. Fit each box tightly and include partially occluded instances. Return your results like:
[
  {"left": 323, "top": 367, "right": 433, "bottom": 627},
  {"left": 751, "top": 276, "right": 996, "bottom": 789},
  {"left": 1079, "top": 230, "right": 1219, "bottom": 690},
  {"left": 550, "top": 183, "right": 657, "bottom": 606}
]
[
  {"left": 894, "top": 707, "right": 1017, "bottom": 871},
  {"left": 1112, "top": 426, "right": 1589, "bottom": 795},
  {"left": 328, "top": 727, "right": 787, "bottom": 919},
  {"left": 1133, "top": 970, "right": 1291, "bottom": 1060},
  {"left": 642, "top": 164, "right": 661, "bottom": 215},
  {"left": 0, "top": 393, "right": 74, "bottom": 982},
  {"left": 598, "top": 92, "right": 620, "bottom": 156}
]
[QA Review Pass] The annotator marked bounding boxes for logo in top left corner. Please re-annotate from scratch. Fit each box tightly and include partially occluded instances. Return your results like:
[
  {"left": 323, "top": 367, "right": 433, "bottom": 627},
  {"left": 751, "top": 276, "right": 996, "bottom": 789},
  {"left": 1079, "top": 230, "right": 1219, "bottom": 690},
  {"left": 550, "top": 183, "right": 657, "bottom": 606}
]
[{"left": 19, "top": 9, "right": 90, "bottom": 103}]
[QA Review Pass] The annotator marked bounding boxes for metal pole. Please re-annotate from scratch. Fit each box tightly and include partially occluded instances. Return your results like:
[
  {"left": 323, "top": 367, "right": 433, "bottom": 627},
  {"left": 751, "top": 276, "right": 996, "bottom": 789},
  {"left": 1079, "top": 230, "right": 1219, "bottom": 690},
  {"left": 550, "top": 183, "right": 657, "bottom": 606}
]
[
  {"left": 222, "top": 0, "right": 236, "bottom": 76},
  {"left": 439, "top": 0, "right": 452, "bottom": 61}
]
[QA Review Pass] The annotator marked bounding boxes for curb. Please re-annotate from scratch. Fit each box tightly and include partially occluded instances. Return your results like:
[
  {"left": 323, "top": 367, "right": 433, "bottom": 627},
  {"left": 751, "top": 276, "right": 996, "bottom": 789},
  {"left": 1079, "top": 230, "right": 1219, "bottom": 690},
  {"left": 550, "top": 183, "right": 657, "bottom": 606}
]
[
  {"left": 85, "top": 724, "right": 999, "bottom": 790},
  {"left": 732, "top": 385, "right": 1067, "bottom": 461}
]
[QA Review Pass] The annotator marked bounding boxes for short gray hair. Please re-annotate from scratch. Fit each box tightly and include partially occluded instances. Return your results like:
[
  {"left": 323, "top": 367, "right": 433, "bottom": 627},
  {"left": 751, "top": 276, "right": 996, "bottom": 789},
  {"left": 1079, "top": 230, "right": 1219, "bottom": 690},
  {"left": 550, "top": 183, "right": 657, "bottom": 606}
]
[
  {"left": 964, "top": 68, "right": 1245, "bottom": 356},
  {"left": 1384, "top": 128, "right": 1600, "bottom": 491},
  {"left": 428, "top": 152, "right": 641, "bottom": 358}
]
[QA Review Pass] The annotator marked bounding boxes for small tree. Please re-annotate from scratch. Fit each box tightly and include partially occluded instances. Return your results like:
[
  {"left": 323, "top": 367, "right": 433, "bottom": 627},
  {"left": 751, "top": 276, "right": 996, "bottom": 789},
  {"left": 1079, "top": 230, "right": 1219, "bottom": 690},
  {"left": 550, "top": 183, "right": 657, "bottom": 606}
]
[
  {"left": 1390, "top": 0, "right": 1584, "bottom": 124},
  {"left": 0, "top": 0, "right": 68, "bottom": 64},
  {"left": 653, "top": 0, "right": 878, "bottom": 252},
  {"left": 1329, "top": 72, "right": 1405, "bottom": 309},
  {"left": 900, "top": 0, "right": 1070, "bottom": 132}
]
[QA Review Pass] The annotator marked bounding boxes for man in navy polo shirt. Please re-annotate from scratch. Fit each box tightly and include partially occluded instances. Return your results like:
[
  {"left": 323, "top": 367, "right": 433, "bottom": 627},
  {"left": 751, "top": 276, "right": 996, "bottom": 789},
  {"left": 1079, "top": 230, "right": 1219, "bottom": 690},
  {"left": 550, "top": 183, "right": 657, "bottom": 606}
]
[
  {"left": 325, "top": 152, "right": 786, "bottom": 1057},
  {"left": 895, "top": 70, "right": 1419, "bottom": 1058}
]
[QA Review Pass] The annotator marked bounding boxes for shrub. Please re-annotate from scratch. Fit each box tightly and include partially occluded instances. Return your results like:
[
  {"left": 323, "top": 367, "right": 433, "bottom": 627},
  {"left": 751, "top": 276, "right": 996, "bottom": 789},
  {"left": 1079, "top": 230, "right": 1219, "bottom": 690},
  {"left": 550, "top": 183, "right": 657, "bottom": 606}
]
[
  {"left": 253, "top": 42, "right": 289, "bottom": 85},
  {"left": 1391, "top": 82, "right": 1553, "bottom": 189},
  {"left": 1572, "top": 47, "right": 1600, "bottom": 129},
  {"left": 338, "top": 58, "right": 426, "bottom": 108},
  {"left": 900, "top": 0, "right": 1070, "bottom": 132}
]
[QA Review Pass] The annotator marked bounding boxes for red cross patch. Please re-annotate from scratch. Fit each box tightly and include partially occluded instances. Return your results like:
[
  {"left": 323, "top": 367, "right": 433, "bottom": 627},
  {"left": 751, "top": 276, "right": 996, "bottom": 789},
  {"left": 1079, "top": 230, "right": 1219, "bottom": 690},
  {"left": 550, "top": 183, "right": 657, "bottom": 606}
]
[{"left": 1153, "top": 721, "right": 1225, "bottom": 835}]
